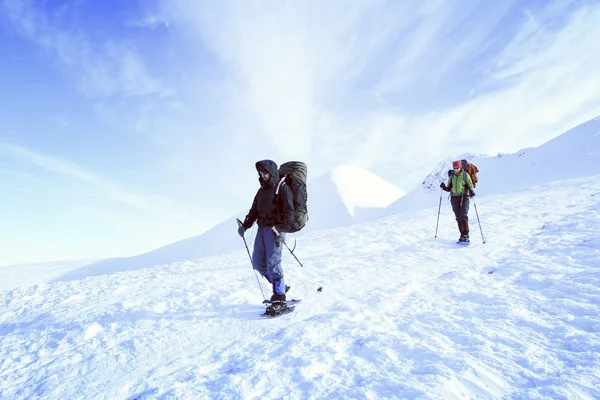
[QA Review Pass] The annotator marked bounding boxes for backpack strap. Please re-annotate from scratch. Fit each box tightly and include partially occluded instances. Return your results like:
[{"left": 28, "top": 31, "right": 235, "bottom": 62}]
[
  {"left": 273, "top": 177, "right": 287, "bottom": 220},
  {"left": 275, "top": 176, "right": 286, "bottom": 195}
]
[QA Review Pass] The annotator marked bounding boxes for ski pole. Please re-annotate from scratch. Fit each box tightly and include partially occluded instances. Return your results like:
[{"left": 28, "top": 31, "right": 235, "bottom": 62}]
[
  {"left": 283, "top": 241, "right": 304, "bottom": 267},
  {"left": 237, "top": 219, "right": 267, "bottom": 301},
  {"left": 272, "top": 227, "right": 304, "bottom": 268},
  {"left": 472, "top": 199, "right": 486, "bottom": 244},
  {"left": 434, "top": 188, "right": 443, "bottom": 239}
]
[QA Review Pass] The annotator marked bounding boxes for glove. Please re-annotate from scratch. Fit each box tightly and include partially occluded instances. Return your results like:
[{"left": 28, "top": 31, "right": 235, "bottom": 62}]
[
  {"left": 237, "top": 225, "right": 247, "bottom": 237},
  {"left": 440, "top": 182, "right": 447, "bottom": 190},
  {"left": 272, "top": 226, "right": 282, "bottom": 247},
  {"left": 469, "top": 190, "right": 476, "bottom": 197}
]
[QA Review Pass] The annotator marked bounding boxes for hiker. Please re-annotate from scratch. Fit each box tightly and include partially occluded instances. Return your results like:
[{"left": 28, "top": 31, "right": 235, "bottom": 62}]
[
  {"left": 237, "top": 160, "right": 295, "bottom": 301},
  {"left": 440, "top": 160, "right": 475, "bottom": 242}
]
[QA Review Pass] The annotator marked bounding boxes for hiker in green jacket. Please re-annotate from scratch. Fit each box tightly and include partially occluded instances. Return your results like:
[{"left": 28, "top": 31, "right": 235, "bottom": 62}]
[{"left": 440, "top": 160, "right": 475, "bottom": 242}]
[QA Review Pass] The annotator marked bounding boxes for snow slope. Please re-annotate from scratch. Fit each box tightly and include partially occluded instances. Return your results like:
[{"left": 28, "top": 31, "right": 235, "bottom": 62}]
[
  {"left": 52, "top": 165, "right": 403, "bottom": 284},
  {"left": 0, "top": 259, "right": 101, "bottom": 291},
  {"left": 381, "top": 116, "right": 600, "bottom": 218},
  {"left": 18, "top": 114, "right": 599, "bottom": 287},
  {"left": 1, "top": 173, "right": 599, "bottom": 399}
]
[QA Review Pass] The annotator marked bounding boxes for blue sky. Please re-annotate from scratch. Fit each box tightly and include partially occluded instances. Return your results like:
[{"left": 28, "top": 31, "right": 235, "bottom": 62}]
[{"left": 1, "top": 0, "right": 600, "bottom": 265}]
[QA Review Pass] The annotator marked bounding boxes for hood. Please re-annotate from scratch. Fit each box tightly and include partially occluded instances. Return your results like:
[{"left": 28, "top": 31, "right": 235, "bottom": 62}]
[{"left": 255, "top": 159, "right": 280, "bottom": 187}]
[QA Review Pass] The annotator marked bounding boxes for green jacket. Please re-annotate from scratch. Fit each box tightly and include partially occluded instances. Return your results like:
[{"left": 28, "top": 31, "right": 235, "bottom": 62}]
[{"left": 446, "top": 171, "right": 474, "bottom": 196}]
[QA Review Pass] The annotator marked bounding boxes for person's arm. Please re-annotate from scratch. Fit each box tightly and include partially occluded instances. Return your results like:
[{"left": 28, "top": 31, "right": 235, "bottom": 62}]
[
  {"left": 242, "top": 193, "right": 259, "bottom": 229},
  {"left": 440, "top": 176, "right": 452, "bottom": 192}
]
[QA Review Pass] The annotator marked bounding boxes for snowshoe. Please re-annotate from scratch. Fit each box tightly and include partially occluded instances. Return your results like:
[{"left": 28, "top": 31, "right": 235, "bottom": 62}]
[
  {"left": 261, "top": 299, "right": 301, "bottom": 318},
  {"left": 262, "top": 301, "right": 294, "bottom": 318},
  {"left": 263, "top": 299, "right": 301, "bottom": 306}
]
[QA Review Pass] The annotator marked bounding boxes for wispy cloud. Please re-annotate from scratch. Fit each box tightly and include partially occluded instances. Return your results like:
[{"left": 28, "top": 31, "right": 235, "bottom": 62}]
[
  {"left": 0, "top": 142, "right": 170, "bottom": 212},
  {"left": 1, "top": 0, "right": 170, "bottom": 98},
  {"left": 159, "top": 0, "right": 600, "bottom": 188},
  {"left": 159, "top": 1, "right": 397, "bottom": 161},
  {"left": 418, "top": 3, "right": 600, "bottom": 151},
  {"left": 4, "top": 0, "right": 598, "bottom": 196}
]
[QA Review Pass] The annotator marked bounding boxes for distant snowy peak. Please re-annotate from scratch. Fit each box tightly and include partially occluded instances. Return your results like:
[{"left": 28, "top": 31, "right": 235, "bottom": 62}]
[
  {"left": 330, "top": 165, "right": 405, "bottom": 216},
  {"left": 420, "top": 153, "right": 481, "bottom": 192},
  {"left": 542, "top": 116, "right": 600, "bottom": 151},
  {"left": 417, "top": 116, "right": 600, "bottom": 198}
]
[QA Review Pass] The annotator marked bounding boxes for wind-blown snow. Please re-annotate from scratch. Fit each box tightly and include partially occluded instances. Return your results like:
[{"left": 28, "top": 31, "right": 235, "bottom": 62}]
[
  {"left": 330, "top": 164, "right": 405, "bottom": 217},
  {"left": 1, "top": 173, "right": 599, "bottom": 399},
  {"left": 0, "top": 259, "right": 101, "bottom": 291}
]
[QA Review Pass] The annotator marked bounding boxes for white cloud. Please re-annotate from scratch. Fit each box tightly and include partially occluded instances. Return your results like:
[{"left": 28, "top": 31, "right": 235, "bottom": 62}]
[
  {"left": 426, "top": 3, "right": 600, "bottom": 151},
  {"left": 159, "top": 0, "right": 397, "bottom": 160},
  {"left": 126, "top": 13, "right": 170, "bottom": 29},
  {"left": 2, "top": 0, "right": 170, "bottom": 98},
  {"left": 163, "top": 1, "right": 600, "bottom": 190}
]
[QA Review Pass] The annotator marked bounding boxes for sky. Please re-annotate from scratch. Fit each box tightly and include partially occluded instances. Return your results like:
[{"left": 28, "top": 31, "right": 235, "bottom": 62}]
[{"left": 1, "top": 0, "right": 600, "bottom": 265}]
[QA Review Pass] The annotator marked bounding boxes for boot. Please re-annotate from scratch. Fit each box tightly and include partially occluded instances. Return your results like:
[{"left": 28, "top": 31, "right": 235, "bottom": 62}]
[
  {"left": 463, "top": 221, "right": 470, "bottom": 243},
  {"left": 270, "top": 293, "right": 286, "bottom": 302},
  {"left": 457, "top": 221, "right": 465, "bottom": 242},
  {"left": 270, "top": 278, "right": 287, "bottom": 302}
]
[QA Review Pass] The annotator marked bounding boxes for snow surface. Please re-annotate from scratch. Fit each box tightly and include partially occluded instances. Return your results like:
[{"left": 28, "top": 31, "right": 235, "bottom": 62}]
[
  {"left": 1, "top": 173, "right": 599, "bottom": 399},
  {"left": 2, "top": 118, "right": 600, "bottom": 398}
]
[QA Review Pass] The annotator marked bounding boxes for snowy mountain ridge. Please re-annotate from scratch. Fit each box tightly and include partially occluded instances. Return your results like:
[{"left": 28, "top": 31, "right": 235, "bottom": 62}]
[
  {"left": 1, "top": 117, "right": 599, "bottom": 289},
  {"left": 379, "top": 117, "right": 600, "bottom": 219},
  {"left": 45, "top": 165, "right": 403, "bottom": 283}
]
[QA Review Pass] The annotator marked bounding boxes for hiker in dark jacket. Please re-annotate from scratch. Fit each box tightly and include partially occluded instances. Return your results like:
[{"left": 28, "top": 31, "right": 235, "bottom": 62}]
[
  {"left": 237, "top": 160, "right": 295, "bottom": 301},
  {"left": 440, "top": 160, "right": 475, "bottom": 242}
]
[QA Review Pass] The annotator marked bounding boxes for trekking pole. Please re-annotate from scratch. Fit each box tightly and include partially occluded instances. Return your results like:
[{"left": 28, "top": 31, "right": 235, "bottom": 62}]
[
  {"left": 237, "top": 219, "right": 267, "bottom": 300},
  {"left": 472, "top": 200, "right": 486, "bottom": 244},
  {"left": 434, "top": 188, "right": 443, "bottom": 239},
  {"left": 272, "top": 227, "right": 304, "bottom": 267}
]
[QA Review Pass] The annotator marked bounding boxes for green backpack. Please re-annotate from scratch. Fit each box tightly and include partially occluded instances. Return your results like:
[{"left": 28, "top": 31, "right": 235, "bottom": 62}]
[{"left": 277, "top": 161, "right": 308, "bottom": 232}]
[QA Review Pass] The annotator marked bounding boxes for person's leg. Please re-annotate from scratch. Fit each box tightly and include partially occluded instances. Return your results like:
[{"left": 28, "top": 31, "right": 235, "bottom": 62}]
[
  {"left": 252, "top": 227, "right": 271, "bottom": 282},
  {"left": 459, "top": 196, "right": 470, "bottom": 241},
  {"left": 265, "top": 230, "right": 286, "bottom": 299},
  {"left": 451, "top": 196, "right": 463, "bottom": 239}
]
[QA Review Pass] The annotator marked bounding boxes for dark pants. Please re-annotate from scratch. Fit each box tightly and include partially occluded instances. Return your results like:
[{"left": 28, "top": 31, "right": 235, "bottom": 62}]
[
  {"left": 451, "top": 194, "right": 470, "bottom": 236},
  {"left": 450, "top": 194, "right": 470, "bottom": 222}
]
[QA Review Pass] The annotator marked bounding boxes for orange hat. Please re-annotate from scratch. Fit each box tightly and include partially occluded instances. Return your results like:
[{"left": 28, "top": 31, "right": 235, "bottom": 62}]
[{"left": 452, "top": 160, "right": 462, "bottom": 169}]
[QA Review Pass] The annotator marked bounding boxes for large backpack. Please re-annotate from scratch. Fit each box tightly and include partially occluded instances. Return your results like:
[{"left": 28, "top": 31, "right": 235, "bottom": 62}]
[
  {"left": 277, "top": 161, "right": 308, "bottom": 232},
  {"left": 447, "top": 159, "right": 479, "bottom": 188}
]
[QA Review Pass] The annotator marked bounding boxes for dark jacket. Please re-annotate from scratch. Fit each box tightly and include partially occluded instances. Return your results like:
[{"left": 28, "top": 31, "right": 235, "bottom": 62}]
[{"left": 242, "top": 160, "right": 295, "bottom": 232}]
